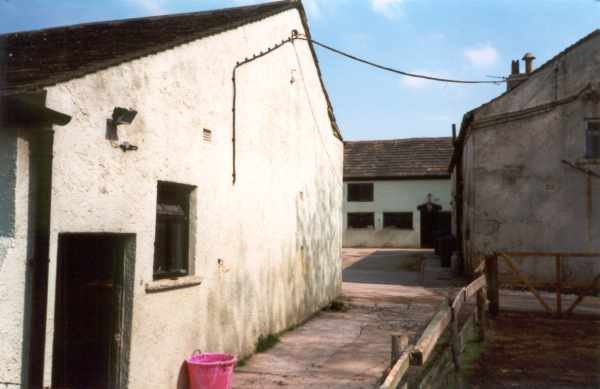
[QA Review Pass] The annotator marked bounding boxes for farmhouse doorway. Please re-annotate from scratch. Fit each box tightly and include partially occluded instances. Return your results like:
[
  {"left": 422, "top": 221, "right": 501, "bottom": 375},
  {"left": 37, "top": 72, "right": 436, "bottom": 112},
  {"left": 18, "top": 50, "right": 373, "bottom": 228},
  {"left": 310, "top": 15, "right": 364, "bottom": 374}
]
[
  {"left": 418, "top": 200, "right": 451, "bottom": 249},
  {"left": 52, "top": 233, "right": 135, "bottom": 389}
]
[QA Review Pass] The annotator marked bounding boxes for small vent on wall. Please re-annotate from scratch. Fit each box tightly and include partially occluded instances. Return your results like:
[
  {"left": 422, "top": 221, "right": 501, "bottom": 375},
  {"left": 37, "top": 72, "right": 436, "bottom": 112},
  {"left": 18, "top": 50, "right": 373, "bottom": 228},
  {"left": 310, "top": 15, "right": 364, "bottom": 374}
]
[{"left": 203, "top": 128, "right": 212, "bottom": 142}]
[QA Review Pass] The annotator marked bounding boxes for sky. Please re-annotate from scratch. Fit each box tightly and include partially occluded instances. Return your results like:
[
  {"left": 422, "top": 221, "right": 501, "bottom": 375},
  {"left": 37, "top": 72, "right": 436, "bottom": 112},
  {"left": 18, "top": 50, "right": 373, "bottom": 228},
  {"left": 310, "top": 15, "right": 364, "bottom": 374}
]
[{"left": 1, "top": 0, "right": 599, "bottom": 140}]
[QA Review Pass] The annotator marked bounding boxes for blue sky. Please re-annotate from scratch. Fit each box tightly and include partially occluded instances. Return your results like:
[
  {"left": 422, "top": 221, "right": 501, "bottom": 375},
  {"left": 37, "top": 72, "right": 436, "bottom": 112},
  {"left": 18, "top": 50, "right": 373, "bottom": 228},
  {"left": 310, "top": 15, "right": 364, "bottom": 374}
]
[{"left": 1, "top": 0, "right": 599, "bottom": 140}]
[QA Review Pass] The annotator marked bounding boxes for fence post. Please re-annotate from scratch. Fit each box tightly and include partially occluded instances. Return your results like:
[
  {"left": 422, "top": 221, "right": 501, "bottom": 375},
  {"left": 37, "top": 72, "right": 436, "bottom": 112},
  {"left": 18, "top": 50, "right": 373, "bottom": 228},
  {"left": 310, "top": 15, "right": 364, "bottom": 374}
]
[
  {"left": 485, "top": 254, "right": 499, "bottom": 317},
  {"left": 555, "top": 254, "right": 562, "bottom": 317},
  {"left": 391, "top": 333, "right": 408, "bottom": 367},
  {"left": 449, "top": 303, "right": 461, "bottom": 371},
  {"left": 476, "top": 289, "right": 486, "bottom": 341}
]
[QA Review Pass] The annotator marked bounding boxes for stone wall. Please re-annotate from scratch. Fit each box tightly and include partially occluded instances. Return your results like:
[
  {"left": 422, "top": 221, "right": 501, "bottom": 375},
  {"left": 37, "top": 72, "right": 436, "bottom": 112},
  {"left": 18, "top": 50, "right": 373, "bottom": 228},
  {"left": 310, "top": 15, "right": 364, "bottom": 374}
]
[{"left": 460, "top": 33, "right": 600, "bottom": 285}]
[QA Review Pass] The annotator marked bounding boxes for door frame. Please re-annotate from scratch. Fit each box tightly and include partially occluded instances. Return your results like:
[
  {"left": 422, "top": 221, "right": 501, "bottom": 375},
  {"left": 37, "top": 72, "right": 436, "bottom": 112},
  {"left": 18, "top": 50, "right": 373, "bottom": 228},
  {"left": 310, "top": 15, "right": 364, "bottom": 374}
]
[
  {"left": 417, "top": 202, "right": 442, "bottom": 248},
  {"left": 52, "top": 233, "right": 136, "bottom": 389}
]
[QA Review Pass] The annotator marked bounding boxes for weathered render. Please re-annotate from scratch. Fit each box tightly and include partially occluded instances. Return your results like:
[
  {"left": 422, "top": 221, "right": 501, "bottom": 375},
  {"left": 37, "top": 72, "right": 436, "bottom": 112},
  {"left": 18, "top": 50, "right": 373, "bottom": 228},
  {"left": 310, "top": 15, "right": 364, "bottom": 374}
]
[
  {"left": 451, "top": 30, "right": 600, "bottom": 286},
  {"left": 0, "top": 2, "right": 343, "bottom": 388},
  {"left": 343, "top": 138, "right": 452, "bottom": 248}
]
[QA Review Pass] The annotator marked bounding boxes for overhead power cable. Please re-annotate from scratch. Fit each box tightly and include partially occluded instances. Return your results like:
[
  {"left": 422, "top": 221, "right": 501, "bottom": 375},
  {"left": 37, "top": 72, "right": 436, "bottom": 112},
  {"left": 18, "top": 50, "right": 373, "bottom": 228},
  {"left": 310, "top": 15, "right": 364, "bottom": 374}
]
[{"left": 295, "top": 34, "right": 504, "bottom": 85}]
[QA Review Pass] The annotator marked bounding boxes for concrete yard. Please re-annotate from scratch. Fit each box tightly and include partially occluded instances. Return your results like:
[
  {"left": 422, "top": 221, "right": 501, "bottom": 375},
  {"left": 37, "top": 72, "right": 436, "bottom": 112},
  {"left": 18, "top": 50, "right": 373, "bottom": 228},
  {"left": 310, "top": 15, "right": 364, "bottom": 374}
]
[{"left": 233, "top": 249, "right": 462, "bottom": 388}]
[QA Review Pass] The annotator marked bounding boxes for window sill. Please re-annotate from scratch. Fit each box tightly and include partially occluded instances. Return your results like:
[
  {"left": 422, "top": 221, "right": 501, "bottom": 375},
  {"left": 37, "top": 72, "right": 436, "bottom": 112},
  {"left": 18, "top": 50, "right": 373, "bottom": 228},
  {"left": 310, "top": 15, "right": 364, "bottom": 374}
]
[
  {"left": 145, "top": 275, "right": 202, "bottom": 293},
  {"left": 577, "top": 158, "right": 600, "bottom": 166}
]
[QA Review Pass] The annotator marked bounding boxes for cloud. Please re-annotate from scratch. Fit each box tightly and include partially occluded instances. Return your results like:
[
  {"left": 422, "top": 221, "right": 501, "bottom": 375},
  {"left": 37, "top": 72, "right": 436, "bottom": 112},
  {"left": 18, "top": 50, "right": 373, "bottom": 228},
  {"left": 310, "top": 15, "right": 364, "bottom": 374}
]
[
  {"left": 398, "top": 69, "right": 449, "bottom": 89},
  {"left": 464, "top": 43, "right": 499, "bottom": 68},
  {"left": 129, "top": 0, "right": 164, "bottom": 14},
  {"left": 371, "top": 0, "right": 405, "bottom": 19}
]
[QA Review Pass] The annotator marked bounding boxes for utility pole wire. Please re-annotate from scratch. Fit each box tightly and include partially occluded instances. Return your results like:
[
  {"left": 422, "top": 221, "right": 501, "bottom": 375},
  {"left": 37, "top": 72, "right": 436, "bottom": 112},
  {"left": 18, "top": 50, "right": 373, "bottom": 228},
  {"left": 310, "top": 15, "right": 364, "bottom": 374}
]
[{"left": 296, "top": 34, "right": 504, "bottom": 85}]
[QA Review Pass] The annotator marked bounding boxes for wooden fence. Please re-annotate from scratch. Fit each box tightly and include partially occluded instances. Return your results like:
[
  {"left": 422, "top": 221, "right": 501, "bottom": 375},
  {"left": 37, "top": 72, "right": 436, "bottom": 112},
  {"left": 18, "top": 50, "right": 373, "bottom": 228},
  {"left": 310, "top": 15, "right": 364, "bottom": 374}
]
[
  {"left": 379, "top": 272, "right": 487, "bottom": 389},
  {"left": 485, "top": 252, "right": 600, "bottom": 317},
  {"left": 380, "top": 250, "right": 600, "bottom": 388}
]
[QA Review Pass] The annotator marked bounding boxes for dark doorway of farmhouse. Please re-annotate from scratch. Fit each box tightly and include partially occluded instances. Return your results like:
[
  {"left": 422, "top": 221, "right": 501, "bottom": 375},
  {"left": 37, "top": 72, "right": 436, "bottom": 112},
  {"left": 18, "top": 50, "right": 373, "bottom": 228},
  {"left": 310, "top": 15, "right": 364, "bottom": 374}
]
[
  {"left": 418, "top": 200, "right": 451, "bottom": 249},
  {"left": 52, "top": 233, "right": 135, "bottom": 389}
]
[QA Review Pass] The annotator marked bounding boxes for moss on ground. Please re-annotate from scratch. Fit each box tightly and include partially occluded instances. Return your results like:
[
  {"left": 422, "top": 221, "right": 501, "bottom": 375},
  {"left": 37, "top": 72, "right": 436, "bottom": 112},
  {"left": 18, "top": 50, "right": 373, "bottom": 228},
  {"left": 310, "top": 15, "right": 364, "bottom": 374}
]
[
  {"left": 255, "top": 334, "right": 280, "bottom": 353},
  {"left": 459, "top": 337, "right": 487, "bottom": 380}
]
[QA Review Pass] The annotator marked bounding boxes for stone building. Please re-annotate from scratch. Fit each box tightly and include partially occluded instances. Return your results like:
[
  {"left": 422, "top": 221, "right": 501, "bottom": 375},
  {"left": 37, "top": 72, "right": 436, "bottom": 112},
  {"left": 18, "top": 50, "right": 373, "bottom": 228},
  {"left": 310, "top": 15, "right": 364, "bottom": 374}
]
[
  {"left": 450, "top": 30, "right": 600, "bottom": 284},
  {"left": 0, "top": 1, "right": 343, "bottom": 388},
  {"left": 343, "top": 138, "right": 453, "bottom": 248}
]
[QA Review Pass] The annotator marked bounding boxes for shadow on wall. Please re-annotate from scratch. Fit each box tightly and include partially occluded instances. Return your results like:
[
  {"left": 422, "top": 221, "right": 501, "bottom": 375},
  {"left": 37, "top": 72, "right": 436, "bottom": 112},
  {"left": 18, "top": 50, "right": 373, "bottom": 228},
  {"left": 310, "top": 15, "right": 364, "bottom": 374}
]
[{"left": 197, "top": 172, "right": 341, "bottom": 364}]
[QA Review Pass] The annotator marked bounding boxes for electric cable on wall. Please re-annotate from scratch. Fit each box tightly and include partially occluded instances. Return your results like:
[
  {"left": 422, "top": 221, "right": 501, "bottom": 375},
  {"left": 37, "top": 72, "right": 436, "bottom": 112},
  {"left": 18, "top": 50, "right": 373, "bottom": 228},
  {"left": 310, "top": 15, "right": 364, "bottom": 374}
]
[
  {"left": 295, "top": 33, "right": 504, "bottom": 85},
  {"left": 231, "top": 31, "right": 505, "bottom": 184}
]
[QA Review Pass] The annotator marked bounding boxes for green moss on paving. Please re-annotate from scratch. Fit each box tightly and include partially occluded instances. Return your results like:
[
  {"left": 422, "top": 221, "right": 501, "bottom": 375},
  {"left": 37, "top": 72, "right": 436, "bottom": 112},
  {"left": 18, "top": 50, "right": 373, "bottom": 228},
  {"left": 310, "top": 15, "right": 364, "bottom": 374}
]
[{"left": 255, "top": 334, "right": 280, "bottom": 353}]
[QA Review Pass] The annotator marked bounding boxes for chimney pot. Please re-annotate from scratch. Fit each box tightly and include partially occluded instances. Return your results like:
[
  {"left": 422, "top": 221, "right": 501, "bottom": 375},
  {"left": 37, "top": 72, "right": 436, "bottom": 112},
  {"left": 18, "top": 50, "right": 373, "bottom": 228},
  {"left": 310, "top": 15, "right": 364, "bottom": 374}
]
[
  {"left": 511, "top": 60, "right": 520, "bottom": 75},
  {"left": 522, "top": 52, "right": 536, "bottom": 74}
]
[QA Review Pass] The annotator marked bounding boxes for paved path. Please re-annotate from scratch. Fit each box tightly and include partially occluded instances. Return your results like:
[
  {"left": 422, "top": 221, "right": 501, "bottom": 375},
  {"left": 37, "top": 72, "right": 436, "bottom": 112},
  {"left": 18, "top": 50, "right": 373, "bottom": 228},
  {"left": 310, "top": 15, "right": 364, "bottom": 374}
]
[{"left": 233, "top": 249, "right": 461, "bottom": 388}]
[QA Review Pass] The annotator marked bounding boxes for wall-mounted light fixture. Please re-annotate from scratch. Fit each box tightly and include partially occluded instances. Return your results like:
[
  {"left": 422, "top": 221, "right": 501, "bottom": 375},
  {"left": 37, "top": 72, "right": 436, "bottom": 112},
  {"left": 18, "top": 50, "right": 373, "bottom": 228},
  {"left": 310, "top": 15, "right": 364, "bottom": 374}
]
[{"left": 106, "top": 107, "right": 139, "bottom": 151}]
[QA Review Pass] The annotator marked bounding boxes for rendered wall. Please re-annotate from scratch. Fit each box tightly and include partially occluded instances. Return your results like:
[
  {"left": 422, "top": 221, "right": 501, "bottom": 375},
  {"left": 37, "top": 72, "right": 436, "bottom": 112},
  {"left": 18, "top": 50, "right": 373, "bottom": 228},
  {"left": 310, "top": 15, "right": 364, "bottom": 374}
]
[
  {"left": 460, "top": 34, "right": 600, "bottom": 285},
  {"left": 0, "top": 130, "right": 32, "bottom": 387},
  {"left": 35, "top": 9, "right": 342, "bottom": 388},
  {"left": 343, "top": 179, "right": 451, "bottom": 248}
]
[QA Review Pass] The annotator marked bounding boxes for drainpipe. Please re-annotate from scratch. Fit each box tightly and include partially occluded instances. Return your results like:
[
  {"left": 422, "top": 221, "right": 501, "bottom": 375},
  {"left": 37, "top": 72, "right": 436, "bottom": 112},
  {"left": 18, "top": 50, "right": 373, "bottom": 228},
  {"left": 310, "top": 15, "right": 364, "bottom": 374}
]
[{"left": 1, "top": 93, "right": 70, "bottom": 389}]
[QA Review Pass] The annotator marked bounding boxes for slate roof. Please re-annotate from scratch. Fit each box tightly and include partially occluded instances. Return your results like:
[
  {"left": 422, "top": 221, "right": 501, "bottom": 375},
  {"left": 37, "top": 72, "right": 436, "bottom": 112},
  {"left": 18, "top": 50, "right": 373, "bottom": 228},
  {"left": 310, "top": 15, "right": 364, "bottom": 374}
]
[
  {"left": 344, "top": 137, "right": 453, "bottom": 180},
  {"left": 0, "top": 1, "right": 297, "bottom": 96},
  {"left": 0, "top": 0, "right": 342, "bottom": 138}
]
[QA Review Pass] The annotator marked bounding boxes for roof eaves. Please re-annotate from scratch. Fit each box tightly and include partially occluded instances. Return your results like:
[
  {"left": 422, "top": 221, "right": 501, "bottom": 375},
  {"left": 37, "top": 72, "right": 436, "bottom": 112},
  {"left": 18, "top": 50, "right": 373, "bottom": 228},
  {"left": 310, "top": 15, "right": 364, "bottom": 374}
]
[
  {"left": 292, "top": 1, "right": 342, "bottom": 140},
  {"left": 466, "top": 29, "right": 600, "bottom": 119},
  {"left": 0, "top": 1, "right": 298, "bottom": 97},
  {"left": 448, "top": 29, "right": 600, "bottom": 173}
]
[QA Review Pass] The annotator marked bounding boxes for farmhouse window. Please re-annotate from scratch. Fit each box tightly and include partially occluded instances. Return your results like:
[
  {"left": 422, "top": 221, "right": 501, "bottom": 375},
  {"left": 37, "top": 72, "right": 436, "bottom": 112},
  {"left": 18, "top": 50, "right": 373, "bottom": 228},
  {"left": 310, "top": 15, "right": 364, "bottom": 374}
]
[
  {"left": 154, "top": 182, "right": 194, "bottom": 280},
  {"left": 383, "top": 212, "right": 413, "bottom": 229},
  {"left": 347, "top": 183, "right": 373, "bottom": 202},
  {"left": 347, "top": 213, "right": 375, "bottom": 229},
  {"left": 586, "top": 120, "right": 600, "bottom": 158}
]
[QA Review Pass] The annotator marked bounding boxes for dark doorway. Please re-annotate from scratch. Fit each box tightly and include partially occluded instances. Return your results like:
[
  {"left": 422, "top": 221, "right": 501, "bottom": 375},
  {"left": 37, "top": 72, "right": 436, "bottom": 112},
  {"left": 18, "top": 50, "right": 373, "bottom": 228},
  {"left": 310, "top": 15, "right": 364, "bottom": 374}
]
[
  {"left": 52, "top": 234, "right": 135, "bottom": 389},
  {"left": 418, "top": 202, "right": 451, "bottom": 249}
]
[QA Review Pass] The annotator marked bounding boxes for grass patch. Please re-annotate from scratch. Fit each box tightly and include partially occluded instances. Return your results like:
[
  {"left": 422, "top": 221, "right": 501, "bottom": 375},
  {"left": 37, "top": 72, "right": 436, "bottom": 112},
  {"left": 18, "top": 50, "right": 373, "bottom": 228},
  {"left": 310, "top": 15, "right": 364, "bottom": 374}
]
[
  {"left": 459, "top": 337, "right": 487, "bottom": 381},
  {"left": 255, "top": 334, "right": 280, "bottom": 353}
]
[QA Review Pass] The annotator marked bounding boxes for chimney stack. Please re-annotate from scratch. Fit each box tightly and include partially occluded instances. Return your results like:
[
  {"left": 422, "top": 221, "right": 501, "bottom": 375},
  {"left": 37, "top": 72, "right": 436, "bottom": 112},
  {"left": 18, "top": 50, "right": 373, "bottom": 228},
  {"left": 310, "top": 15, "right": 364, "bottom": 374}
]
[
  {"left": 510, "top": 60, "right": 520, "bottom": 76},
  {"left": 522, "top": 52, "right": 536, "bottom": 74},
  {"left": 506, "top": 53, "right": 535, "bottom": 91}
]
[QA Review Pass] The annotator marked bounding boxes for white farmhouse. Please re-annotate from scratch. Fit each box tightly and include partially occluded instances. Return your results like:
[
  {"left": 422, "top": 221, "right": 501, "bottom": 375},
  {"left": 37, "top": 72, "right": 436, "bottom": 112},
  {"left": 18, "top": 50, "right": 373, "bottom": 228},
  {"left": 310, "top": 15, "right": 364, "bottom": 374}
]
[
  {"left": 343, "top": 138, "right": 453, "bottom": 248},
  {"left": 0, "top": 1, "right": 343, "bottom": 388}
]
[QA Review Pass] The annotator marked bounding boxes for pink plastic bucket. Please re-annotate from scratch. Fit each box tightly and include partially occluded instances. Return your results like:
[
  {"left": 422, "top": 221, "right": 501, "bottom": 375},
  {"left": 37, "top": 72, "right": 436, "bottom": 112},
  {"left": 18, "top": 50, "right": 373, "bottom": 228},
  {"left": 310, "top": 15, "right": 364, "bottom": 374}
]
[{"left": 186, "top": 351, "right": 237, "bottom": 389}]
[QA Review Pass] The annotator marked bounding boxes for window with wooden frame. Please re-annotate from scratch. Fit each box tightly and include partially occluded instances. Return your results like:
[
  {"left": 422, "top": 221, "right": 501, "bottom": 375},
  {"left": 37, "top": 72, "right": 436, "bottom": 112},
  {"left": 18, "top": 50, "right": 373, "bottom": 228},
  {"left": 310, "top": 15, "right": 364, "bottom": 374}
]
[
  {"left": 347, "top": 212, "right": 375, "bottom": 229},
  {"left": 383, "top": 212, "right": 413, "bottom": 229},
  {"left": 347, "top": 183, "right": 374, "bottom": 202},
  {"left": 586, "top": 119, "right": 600, "bottom": 159},
  {"left": 153, "top": 182, "right": 195, "bottom": 280}
]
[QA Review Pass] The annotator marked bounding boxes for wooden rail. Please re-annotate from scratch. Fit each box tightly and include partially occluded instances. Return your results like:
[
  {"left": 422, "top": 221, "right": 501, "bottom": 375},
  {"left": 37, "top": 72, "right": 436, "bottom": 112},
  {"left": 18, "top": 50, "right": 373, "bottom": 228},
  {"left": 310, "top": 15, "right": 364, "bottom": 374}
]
[
  {"left": 380, "top": 269, "right": 488, "bottom": 388},
  {"left": 487, "top": 252, "right": 600, "bottom": 317},
  {"left": 410, "top": 275, "right": 487, "bottom": 367},
  {"left": 380, "top": 251, "right": 600, "bottom": 388},
  {"left": 379, "top": 334, "right": 411, "bottom": 389}
]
